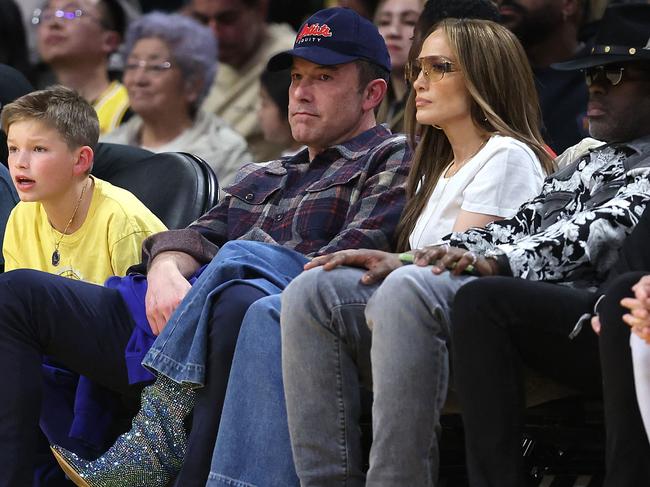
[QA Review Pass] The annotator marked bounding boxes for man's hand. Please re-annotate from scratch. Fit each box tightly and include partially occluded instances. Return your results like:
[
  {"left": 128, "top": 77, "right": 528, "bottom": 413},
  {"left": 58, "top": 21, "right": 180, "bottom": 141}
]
[
  {"left": 412, "top": 245, "right": 498, "bottom": 276},
  {"left": 621, "top": 275, "right": 650, "bottom": 344},
  {"left": 305, "top": 249, "right": 403, "bottom": 285},
  {"left": 145, "top": 251, "right": 199, "bottom": 335}
]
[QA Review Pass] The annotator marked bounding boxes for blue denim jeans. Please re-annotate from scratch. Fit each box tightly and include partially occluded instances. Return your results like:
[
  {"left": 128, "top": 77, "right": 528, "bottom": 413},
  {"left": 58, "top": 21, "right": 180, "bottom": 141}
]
[
  {"left": 206, "top": 294, "right": 300, "bottom": 487},
  {"left": 142, "top": 241, "right": 309, "bottom": 386},
  {"left": 281, "top": 264, "right": 475, "bottom": 487}
]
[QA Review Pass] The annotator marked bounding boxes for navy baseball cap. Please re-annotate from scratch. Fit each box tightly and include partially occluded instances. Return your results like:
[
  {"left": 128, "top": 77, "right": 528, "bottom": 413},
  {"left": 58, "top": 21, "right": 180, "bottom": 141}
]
[{"left": 267, "top": 7, "right": 391, "bottom": 73}]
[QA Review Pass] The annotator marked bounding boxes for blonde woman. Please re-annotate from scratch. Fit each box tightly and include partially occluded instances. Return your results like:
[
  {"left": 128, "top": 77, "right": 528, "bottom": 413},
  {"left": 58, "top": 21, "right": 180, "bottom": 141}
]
[{"left": 282, "top": 18, "right": 554, "bottom": 485}]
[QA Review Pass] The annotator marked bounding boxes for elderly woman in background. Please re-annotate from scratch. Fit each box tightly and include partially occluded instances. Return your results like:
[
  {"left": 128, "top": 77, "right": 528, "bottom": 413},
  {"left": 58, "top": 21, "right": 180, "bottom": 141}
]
[
  {"left": 103, "top": 12, "right": 251, "bottom": 186},
  {"left": 374, "top": 0, "right": 423, "bottom": 132}
]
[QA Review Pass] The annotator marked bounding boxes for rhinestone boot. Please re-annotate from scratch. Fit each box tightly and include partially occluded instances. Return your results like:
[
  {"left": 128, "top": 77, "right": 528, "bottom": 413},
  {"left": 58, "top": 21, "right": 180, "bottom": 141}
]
[{"left": 50, "top": 374, "right": 195, "bottom": 487}]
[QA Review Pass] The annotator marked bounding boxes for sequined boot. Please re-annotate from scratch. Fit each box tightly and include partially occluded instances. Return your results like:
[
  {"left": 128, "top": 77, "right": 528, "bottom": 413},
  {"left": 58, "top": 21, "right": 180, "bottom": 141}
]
[{"left": 50, "top": 374, "right": 195, "bottom": 487}]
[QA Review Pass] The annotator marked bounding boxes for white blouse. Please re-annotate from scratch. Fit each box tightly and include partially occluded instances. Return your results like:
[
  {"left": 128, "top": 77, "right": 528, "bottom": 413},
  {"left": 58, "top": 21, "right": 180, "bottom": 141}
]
[{"left": 409, "top": 135, "right": 545, "bottom": 249}]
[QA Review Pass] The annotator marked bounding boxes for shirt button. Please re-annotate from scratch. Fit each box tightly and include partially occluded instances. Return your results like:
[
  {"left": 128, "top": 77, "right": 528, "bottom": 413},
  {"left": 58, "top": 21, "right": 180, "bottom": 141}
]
[
  {"left": 275, "top": 214, "right": 283, "bottom": 221},
  {"left": 245, "top": 193, "right": 254, "bottom": 201}
]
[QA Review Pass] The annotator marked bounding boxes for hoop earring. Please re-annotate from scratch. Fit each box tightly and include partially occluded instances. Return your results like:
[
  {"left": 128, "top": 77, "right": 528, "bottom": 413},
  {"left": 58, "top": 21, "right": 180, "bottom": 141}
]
[{"left": 433, "top": 124, "right": 442, "bottom": 130}]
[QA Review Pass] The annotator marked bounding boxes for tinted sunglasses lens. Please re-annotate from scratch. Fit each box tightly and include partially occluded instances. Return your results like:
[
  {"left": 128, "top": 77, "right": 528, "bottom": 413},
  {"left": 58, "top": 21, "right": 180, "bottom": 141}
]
[
  {"left": 606, "top": 69, "right": 623, "bottom": 85},
  {"left": 406, "top": 60, "right": 421, "bottom": 83},
  {"left": 584, "top": 67, "right": 623, "bottom": 86}
]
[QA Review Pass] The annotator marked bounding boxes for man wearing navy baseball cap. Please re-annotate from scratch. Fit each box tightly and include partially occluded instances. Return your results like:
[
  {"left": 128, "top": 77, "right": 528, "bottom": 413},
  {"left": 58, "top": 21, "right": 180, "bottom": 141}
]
[
  {"left": 265, "top": 7, "right": 392, "bottom": 161},
  {"left": 46, "top": 6, "right": 411, "bottom": 487}
]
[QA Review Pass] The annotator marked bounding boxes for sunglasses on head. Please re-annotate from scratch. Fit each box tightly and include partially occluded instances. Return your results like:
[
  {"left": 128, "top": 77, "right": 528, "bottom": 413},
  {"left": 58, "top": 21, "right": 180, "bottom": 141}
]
[{"left": 405, "top": 56, "right": 458, "bottom": 84}]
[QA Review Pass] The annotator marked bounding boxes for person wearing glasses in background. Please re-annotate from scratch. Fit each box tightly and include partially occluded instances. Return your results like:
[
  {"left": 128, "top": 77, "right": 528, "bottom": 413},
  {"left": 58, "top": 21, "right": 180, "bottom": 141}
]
[
  {"left": 445, "top": 5, "right": 650, "bottom": 486},
  {"left": 33, "top": 0, "right": 130, "bottom": 134},
  {"left": 101, "top": 11, "right": 250, "bottom": 186}
]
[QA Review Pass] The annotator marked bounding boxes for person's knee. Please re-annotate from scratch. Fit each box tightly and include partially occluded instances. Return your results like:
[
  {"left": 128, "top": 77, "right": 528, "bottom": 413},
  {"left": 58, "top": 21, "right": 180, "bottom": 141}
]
[
  {"left": 366, "top": 266, "right": 449, "bottom": 326},
  {"left": 283, "top": 267, "right": 346, "bottom": 321},
  {"left": 244, "top": 294, "right": 282, "bottom": 330},
  {"left": 600, "top": 272, "right": 648, "bottom": 329},
  {"left": 0, "top": 269, "right": 48, "bottom": 309}
]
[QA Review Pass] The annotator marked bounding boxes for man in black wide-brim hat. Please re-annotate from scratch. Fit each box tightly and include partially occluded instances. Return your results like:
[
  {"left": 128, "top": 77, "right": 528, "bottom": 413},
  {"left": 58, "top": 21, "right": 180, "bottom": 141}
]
[{"left": 448, "top": 3, "right": 650, "bottom": 487}]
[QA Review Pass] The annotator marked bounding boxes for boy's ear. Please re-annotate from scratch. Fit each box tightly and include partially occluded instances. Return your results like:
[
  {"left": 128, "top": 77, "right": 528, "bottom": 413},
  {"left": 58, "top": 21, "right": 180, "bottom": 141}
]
[{"left": 73, "top": 146, "right": 94, "bottom": 176}]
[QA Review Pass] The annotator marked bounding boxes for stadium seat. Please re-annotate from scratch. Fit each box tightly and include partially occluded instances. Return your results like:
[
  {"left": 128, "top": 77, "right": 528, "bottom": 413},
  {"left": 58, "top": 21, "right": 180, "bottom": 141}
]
[{"left": 92, "top": 143, "right": 219, "bottom": 229}]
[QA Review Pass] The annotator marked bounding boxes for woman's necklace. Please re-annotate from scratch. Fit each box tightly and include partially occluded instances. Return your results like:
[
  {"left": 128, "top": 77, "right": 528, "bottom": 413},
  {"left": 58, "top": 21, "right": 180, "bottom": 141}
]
[
  {"left": 51, "top": 181, "right": 89, "bottom": 266},
  {"left": 445, "top": 137, "right": 490, "bottom": 178}
]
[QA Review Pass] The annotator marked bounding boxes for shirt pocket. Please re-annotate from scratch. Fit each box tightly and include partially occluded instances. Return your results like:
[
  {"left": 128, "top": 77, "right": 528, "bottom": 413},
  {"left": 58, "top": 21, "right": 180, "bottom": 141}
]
[
  {"left": 296, "top": 169, "right": 364, "bottom": 241},
  {"left": 226, "top": 177, "right": 284, "bottom": 238},
  {"left": 539, "top": 191, "right": 574, "bottom": 230}
]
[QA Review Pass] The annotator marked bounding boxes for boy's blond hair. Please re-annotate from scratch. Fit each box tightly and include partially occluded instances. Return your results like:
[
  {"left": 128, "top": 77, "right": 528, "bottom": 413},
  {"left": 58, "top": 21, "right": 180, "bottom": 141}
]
[{"left": 1, "top": 85, "right": 100, "bottom": 151}]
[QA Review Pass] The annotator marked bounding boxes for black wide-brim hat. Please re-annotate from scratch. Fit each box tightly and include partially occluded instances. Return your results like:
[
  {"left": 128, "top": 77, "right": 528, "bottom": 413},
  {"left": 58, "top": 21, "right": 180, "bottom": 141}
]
[{"left": 554, "top": 3, "right": 650, "bottom": 71}]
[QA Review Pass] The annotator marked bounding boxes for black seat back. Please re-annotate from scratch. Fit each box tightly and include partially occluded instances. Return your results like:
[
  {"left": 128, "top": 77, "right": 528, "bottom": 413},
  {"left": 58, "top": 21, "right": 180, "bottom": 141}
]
[{"left": 92, "top": 143, "right": 219, "bottom": 229}]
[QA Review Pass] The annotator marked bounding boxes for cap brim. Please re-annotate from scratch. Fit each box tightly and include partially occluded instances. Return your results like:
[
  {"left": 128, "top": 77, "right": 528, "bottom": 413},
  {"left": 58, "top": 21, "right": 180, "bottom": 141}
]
[
  {"left": 553, "top": 53, "right": 650, "bottom": 70},
  {"left": 267, "top": 46, "right": 362, "bottom": 72}
]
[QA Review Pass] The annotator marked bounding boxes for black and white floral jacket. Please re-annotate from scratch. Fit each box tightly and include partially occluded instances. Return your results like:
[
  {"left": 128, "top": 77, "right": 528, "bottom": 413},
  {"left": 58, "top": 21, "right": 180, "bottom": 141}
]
[{"left": 446, "top": 135, "right": 650, "bottom": 289}]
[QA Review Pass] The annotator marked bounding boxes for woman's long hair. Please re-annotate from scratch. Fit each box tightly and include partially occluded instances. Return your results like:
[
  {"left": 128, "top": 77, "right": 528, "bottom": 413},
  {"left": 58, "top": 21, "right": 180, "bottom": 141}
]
[{"left": 396, "top": 18, "right": 554, "bottom": 251}]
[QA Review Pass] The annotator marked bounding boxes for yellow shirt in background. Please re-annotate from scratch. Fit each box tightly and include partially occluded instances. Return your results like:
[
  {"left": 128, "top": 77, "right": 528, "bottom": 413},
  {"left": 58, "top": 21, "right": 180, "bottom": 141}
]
[
  {"left": 3, "top": 177, "right": 166, "bottom": 284},
  {"left": 94, "top": 81, "right": 130, "bottom": 135}
]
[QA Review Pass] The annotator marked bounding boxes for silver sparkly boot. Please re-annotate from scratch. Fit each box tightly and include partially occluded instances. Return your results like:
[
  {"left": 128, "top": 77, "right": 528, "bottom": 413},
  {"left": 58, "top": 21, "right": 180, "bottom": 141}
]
[{"left": 50, "top": 374, "right": 195, "bottom": 487}]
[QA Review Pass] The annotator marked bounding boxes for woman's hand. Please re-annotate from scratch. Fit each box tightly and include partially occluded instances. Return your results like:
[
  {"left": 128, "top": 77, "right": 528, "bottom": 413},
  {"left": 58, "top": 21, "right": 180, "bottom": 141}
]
[
  {"left": 305, "top": 249, "right": 404, "bottom": 285},
  {"left": 621, "top": 275, "right": 650, "bottom": 344},
  {"left": 412, "top": 244, "right": 499, "bottom": 276}
]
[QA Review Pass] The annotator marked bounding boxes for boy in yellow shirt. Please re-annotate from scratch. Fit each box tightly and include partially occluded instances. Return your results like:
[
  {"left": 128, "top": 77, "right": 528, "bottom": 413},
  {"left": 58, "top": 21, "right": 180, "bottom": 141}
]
[
  {"left": 1, "top": 85, "right": 166, "bottom": 480},
  {"left": 2, "top": 85, "right": 166, "bottom": 284}
]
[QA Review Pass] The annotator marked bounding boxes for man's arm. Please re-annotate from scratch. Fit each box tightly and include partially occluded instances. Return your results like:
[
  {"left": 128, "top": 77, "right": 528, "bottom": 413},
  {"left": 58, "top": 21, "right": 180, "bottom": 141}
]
[
  {"left": 464, "top": 175, "right": 650, "bottom": 283},
  {"left": 140, "top": 195, "right": 232, "bottom": 334}
]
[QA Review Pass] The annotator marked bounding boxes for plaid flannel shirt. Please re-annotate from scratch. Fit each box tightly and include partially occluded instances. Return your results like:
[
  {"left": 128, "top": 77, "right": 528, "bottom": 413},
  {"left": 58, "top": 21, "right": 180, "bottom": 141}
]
[{"left": 143, "top": 125, "right": 411, "bottom": 264}]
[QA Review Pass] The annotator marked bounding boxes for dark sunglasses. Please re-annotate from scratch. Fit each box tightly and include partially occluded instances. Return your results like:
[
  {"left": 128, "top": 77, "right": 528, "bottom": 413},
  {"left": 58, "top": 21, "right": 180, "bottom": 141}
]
[{"left": 582, "top": 65, "right": 625, "bottom": 87}]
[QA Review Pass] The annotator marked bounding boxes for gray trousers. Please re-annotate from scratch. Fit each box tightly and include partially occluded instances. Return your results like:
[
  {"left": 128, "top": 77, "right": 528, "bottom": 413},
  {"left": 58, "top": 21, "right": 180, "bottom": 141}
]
[{"left": 281, "top": 264, "right": 474, "bottom": 486}]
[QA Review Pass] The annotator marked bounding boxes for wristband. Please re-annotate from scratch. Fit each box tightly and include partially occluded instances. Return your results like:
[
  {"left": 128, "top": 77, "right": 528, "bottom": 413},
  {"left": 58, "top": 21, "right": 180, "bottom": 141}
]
[{"left": 398, "top": 252, "right": 476, "bottom": 274}]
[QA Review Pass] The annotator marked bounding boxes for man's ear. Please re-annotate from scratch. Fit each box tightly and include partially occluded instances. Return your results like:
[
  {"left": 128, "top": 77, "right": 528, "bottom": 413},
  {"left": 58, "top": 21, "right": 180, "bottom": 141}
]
[
  {"left": 73, "top": 146, "right": 94, "bottom": 176},
  {"left": 101, "top": 30, "right": 122, "bottom": 56},
  {"left": 362, "top": 79, "right": 388, "bottom": 113}
]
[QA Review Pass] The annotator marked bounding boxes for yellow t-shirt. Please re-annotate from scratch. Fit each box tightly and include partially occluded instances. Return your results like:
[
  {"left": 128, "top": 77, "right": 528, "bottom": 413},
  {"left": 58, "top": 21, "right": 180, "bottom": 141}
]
[
  {"left": 3, "top": 177, "right": 166, "bottom": 285},
  {"left": 94, "top": 81, "right": 130, "bottom": 135}
]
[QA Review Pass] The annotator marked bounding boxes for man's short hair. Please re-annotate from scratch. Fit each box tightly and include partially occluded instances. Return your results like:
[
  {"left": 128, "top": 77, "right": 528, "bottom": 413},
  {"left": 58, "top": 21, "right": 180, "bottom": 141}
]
[
  {"left": 355, "top": 59, "right": 390, "bottom": 92},
  {"left": 1, "top": 85, "right": 100, "bottom": 150},
  {"left": 97, "top": 0, "right": 127, "bottom": 38}
]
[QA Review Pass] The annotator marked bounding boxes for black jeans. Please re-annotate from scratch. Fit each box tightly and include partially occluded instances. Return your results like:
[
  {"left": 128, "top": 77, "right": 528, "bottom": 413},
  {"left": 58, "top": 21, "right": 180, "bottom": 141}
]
[
  {"left": 0, "top": 269, "right": 139, "bottom": 486},
  {"left": 597, "top": 271, "right": 650, "bottom": 486},
  {"left": 451, "top": 277, "right": 600, "bottom": 487},
  {"left": 174, "top": 283, "right": 267, "bottom": 486},
  {"left": 0, "top": 270, "right": 267, "bottom": 486}
]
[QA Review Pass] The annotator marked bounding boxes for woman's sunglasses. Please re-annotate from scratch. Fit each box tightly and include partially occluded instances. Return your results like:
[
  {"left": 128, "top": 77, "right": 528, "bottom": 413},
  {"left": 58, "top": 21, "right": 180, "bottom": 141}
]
[{"left": 405, "top": 56, "right": 458, "bottom": 84}]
